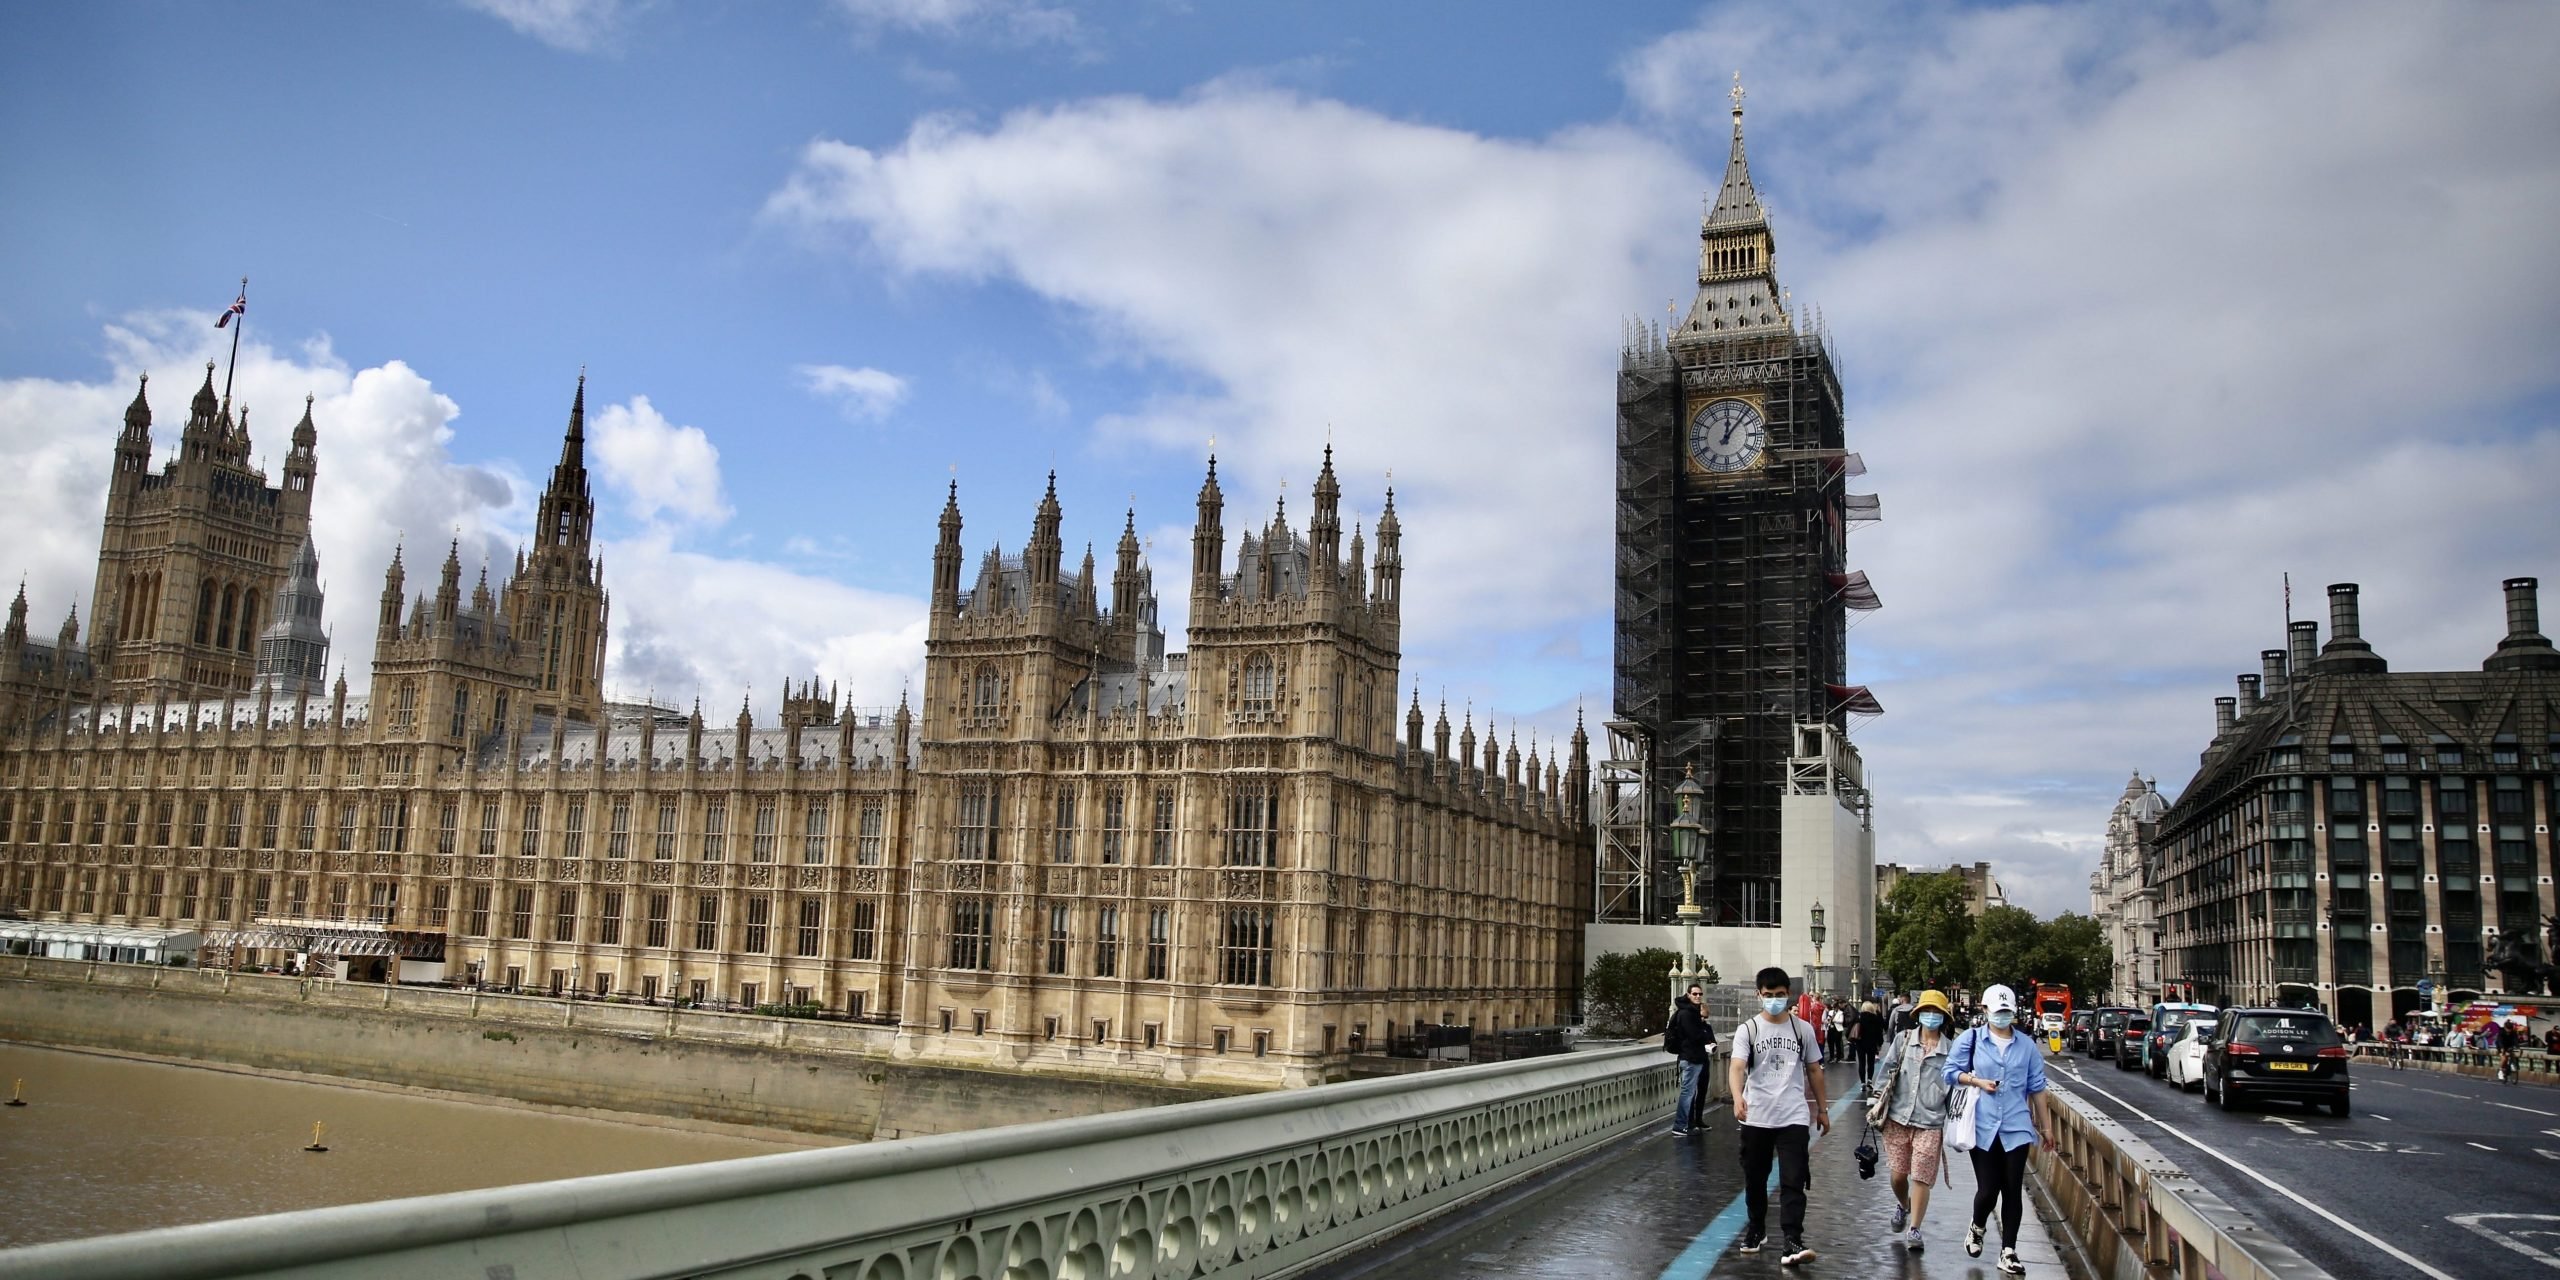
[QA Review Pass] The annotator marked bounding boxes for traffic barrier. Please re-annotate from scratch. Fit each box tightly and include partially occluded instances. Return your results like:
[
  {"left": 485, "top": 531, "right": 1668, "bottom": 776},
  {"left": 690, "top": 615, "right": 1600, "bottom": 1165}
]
[
  {"left": 2353, "top": 1043, "right": 2559, "bottom": 1083},
  {"left": 0, "top": 1041, "right": 1674, "bottom": 1280},
  {"left": 2033, "top": 1079, "right": 2333, "bottom": 1280}
]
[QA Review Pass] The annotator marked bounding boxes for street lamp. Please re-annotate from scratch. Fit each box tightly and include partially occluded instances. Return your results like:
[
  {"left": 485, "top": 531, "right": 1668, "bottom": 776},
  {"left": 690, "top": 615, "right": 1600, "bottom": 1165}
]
[
  {"left": 1810, "top": 900, "right": 1828, "bottom": 1002},
  {"left": 1849, "top": 941, "right": 1862, "bottom": 1002},
  {"left": 1669, "top": 766, "right": 1709, "bottom": 1003}
]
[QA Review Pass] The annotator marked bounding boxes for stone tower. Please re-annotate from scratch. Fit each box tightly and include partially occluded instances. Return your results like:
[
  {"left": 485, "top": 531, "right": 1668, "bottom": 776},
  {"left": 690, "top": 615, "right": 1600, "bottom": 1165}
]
[
  {"left": 1613, "top": 79, "right": 1868, "bottom": 927},
  {"left": 88, "top": 367, "right": 317, "bottom": 699},
  {"left": 500, "top": 374, "right": 610, "bottom": 725},
  {"left": 252, "top": 534, "right": 331, "bottom": 698}
]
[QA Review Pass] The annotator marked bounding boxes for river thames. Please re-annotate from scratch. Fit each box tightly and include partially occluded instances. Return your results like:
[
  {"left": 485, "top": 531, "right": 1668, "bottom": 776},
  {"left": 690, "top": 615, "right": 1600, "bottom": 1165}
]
[{"left": 0, "top": 1042, "right": 825, "bottom": 1248}]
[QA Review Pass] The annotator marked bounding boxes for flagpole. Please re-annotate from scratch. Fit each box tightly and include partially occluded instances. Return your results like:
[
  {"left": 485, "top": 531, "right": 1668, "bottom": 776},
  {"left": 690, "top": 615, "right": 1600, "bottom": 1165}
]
[{"left": 221, "top": 276, "right": 247, "bottom": 407}]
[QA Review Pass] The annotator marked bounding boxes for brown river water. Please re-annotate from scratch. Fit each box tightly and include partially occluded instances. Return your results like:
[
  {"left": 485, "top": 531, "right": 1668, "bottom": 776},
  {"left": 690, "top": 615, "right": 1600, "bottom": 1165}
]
[{"left": 0, "top": 1042, "right": 822, "bottom": 1248}]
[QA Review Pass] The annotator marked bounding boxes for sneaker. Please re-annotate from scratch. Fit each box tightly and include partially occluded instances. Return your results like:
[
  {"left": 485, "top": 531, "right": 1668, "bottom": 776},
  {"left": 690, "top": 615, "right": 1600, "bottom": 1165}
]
[
  {"left": 1738, "top": 1234, "right": 1764, "bottom": 1255},
  {"left": 1669, "top": 1126, "right": 1690, "bottom": 1136},
  {"left": 1904, "top": 1228, "right": 1926, "bottom": 1253},
  {"left": 1781, "top": 1242, "right": 1817, "bottom": 1266},
  {"left": 1966, "top": 1223, "right": 1986, "bottom": 1257},
  {"left": 1891, "top": 1205, "right": 1908, "bottom": 1233},
  {"left": 1998, "top": 1247, "right": 2025, "bottom": 1275}
]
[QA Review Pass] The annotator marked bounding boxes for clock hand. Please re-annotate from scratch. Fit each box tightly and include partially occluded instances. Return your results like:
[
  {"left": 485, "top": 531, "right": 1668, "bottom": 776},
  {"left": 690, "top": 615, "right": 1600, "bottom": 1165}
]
[{"left": 1719, "top": 424, "right": 1738, "bottom": 445}]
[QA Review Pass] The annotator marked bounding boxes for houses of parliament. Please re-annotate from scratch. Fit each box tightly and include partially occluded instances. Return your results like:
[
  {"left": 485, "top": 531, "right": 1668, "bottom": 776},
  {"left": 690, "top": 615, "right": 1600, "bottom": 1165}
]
[{"left": 0, "top": 361, "right": 1591, "bottom": 1087}]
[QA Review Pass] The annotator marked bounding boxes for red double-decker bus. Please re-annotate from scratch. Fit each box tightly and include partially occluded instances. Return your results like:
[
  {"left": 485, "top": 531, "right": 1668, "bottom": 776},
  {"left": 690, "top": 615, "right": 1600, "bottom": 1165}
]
[{"left": 2033, "top": 983, "right": 2073, "bottom": 1034}]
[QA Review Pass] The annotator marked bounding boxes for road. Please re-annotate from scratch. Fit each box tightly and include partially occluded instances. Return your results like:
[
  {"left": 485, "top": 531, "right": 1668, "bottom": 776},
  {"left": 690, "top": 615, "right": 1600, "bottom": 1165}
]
[{"left": 2046, "top": 1045, "right": 2560, "bottom": 1279}]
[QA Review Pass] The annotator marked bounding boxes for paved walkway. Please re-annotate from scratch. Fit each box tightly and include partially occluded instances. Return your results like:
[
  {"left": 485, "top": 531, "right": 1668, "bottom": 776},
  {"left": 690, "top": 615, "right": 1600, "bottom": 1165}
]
[{"left": 1312, "top": 1061, "right": 2069, "bottom": 1279}]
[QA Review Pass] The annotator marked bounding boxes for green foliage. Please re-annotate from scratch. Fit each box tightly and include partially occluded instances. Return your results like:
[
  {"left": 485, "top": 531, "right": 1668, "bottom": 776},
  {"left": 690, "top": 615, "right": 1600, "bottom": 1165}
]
[
  {"left": 1965, "top": 905, "right": 2045, "bottom": 992},
  {"left": 1878, "top": 871, "right": 1975, "bottom": 990},
  {"left": 1586, "top": 948, "right": 1683, "bottom": 1037},
  {"left": 2027, "top": 912, "right": 2114, "bottom": 1002}
]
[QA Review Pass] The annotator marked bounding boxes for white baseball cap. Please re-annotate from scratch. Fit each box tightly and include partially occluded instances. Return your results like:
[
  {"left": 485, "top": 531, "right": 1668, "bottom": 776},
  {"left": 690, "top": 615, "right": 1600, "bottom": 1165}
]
[{"left": 1982, "top": 984, "right": 2018, "bottom": 1013}]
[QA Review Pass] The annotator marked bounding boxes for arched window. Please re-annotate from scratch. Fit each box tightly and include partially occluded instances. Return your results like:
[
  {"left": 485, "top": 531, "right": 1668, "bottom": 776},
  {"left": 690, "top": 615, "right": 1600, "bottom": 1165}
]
[
  {"left": 1242, "top": 653, "right": 1276, "bottom": 714},
  {"left": 393, "top": 679, "right": 418, "bottom": 733},
  {"left": 972, "top": 666, "right": 1001, "bottom": 717},
  {"left": 192, "top": 582, "right": 216, "bottom": 645},
  {"left": 237, "top": 590, "right": 260, "bottom": 652},
  {"left": 216, "top": 583, "right": 238, "bottom": 649}
]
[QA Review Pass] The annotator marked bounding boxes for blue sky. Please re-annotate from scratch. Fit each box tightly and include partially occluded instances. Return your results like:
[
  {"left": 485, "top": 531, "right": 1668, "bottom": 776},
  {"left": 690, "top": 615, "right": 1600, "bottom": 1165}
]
[{"left": 5, "top": 1, "right": 2557, "bottom": 914}]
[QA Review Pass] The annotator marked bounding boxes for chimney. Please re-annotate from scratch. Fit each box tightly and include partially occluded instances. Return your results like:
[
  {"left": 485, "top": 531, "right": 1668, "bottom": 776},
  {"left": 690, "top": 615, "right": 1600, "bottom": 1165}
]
[
  {"left": 2214, "top": 696, "right": 2237, "bottom": 738},
  {"left": 2237, "top": 674, "right": 2262, "bottom": 718},
  {"left": 2261, "top": 648, "right": 2289, "bottom": 702},
  {"left": 2315, "top": 583, "right": 2388, "bottom": 674},
  {"left": 2486, "top": 577, "right": 2560, "bottom": 672},
  {"left": 2288, "top": 621, "right": 2320, "bottom": 684}
]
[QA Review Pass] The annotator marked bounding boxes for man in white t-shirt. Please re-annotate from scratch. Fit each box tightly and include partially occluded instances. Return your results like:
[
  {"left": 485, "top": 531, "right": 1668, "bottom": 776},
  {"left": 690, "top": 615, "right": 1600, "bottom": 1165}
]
[{"left": 1729, "top": 965, "right": 1830, "bottom": 1266}]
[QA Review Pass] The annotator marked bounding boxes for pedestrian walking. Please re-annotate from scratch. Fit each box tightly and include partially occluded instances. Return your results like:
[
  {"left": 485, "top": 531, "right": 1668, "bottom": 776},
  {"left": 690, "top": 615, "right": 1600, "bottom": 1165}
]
[
  {"left": 1855, "top": 1000, "right": 1887, "bottom": 1088},
  {"left": 1946, "top": 984, "right": 2055, "bottom": 1277},
  {"left": 1732, "top": 966, "right": 1829, "bottom": 1267},
  {"left": 1869, "top": 989, "right": 1956, "bottom": 1252},
  {"left": 1668, "top": 984, "right": 1720, "bottom": 1135}
]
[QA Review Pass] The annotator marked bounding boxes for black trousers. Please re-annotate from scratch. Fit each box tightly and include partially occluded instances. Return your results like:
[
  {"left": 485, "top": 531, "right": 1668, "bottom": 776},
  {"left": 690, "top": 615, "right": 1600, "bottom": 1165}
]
[
  {"left": 1969, "top": 1138, "right": 2033, "bottom": 1248},
  {"left": 1854, "top": 1045, "right": 1878, "bottom": 1082},
  {"left": 1738, "top": 1123, "right": 1810, "bottom": 1242}
]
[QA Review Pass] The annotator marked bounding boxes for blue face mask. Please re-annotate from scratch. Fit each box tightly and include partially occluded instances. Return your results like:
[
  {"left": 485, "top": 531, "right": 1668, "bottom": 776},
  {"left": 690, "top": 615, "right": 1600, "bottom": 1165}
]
[
  {"left": 1989, "top": 1010, "right": 2016, "bottom": 1029},
  {"left": 1918, "top": 1012, "right": 1946, "bottom": 1030},
  {"left": 1761, "top": 996, "right": 1791, "bottom": 1016}
]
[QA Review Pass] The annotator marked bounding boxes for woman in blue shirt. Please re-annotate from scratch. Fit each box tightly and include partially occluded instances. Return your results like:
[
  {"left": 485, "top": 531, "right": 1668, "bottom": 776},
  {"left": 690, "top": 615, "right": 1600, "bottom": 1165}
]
[{"left": 1943, "top": 984, "right": 2055, "bottom": 1276}]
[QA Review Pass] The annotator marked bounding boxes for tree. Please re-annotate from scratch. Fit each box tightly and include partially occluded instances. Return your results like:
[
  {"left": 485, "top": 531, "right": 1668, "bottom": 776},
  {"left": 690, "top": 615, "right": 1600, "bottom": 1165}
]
[
  {"left": 1585, "top": 948, "right": 1684, "bottom": 1037},
  {"left": 1878, "top": 871, "right": 1974, "bottom": 991},
  {"left": 2029, "top": 912, "right": 2113, "bottom": 1003},
  {"left": 1966, "top": 905, "right": 2046, "bottom": 994}
]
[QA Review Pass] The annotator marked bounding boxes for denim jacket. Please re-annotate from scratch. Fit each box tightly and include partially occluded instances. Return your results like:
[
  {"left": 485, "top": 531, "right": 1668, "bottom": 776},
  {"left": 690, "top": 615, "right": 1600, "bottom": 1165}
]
[
  {"left": 1882, "top": 1029, "right": 1953, "bottom": 1128},
  {"left": 1943, "top": 1025, "right": 2048, "bottom": 1149}
]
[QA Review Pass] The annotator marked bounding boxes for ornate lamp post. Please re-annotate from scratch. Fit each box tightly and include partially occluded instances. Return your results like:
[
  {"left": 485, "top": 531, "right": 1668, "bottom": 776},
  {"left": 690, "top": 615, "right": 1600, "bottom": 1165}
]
[
  {"left": 1850, "top": 941, "right": 1862, "bottom": 1003},
  {"left": 1669, "top": 766, "right": 1709, "bottom": 1002},
  {"left": 1810, "top": 901, "right": 1828, "bottom": 1002}
]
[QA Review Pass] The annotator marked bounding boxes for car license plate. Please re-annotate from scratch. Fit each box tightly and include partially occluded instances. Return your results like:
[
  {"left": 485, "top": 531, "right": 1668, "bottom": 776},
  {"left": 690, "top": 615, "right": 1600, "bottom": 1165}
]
[{"left": 2266, "top": 1061, "right": 2310, "bottom": 1072}]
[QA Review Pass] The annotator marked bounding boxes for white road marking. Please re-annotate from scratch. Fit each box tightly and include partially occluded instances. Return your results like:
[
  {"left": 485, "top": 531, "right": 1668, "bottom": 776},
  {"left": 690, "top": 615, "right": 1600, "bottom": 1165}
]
[
  {"left": 2260, "top": 1113, "right": 2318, "bottom": 1137},
  {"left": 2371, "top": 1113, "right": 2393, "bottom": 1121},
  {"left": 2491, "top": 1102, "right": 2560, "bottom": 1117},
  {"left": 2469, "top": 1142, "right": 2498, "bottom": 1151},
  {"left": 2538, "top": 1149, "right": 2560, "bottom": 1162},
  {"left": 2416, "top": 1087, "right": 2467, "bottom": 1099},
  {"left": 2449, "top": 1214, "right": 2560, "bottom": 1271},
  {"left": 2061, "top": 1073, "right": 2461, "bottom": 1280}
]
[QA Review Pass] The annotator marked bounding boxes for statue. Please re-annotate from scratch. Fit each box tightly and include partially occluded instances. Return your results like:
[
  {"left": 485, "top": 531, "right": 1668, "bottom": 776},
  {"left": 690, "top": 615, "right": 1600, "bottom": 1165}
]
[{"left": 2484, "top": 921, "right": 2559, "bottom": 998}]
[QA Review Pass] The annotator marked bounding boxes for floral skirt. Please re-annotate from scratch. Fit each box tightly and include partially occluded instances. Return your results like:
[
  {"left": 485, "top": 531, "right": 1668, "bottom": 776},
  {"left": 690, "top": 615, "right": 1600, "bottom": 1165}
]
[{"left": 1882, "top": 1119, "right": 1944, "bottom": 1186}]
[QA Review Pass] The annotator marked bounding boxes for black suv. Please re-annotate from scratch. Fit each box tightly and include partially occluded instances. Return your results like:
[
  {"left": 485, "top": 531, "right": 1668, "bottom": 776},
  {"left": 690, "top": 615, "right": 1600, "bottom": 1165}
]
[
  {"left": 2068, "top": 1009, "right": 2097, "bottom": 1052},
  {"left": 2089, "top": 1006, "right": 2140, "bottom": 1061},
  {"left": 2203, "top": 1007, "right": 2351, "bottom": 1116}
]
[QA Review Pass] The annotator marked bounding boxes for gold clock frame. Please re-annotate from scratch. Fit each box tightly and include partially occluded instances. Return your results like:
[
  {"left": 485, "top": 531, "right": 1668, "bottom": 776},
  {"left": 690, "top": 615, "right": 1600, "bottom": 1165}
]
[{"left": 1682, "top": 390, "right": 1770, "bottom": 479}]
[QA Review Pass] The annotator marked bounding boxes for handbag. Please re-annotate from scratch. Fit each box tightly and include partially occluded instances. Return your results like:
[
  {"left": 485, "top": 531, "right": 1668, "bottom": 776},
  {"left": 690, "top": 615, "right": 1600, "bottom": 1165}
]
[
  {"left": 1941, "top": 1029, "right": 1982, "bottom": 1154},
  {"left": 1865, "top": 1031, "right": 1907, "bottom": 1128}
]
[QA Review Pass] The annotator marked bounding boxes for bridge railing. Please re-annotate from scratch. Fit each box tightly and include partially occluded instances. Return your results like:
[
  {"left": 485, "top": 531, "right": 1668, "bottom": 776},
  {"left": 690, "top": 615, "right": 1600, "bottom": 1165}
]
[
  {"left": 0, "top": 1043, "right": 1673, "bottom": 1280},
  {"left": 2034, "top": 1081, "right": 2333, "bottom": 1280}
]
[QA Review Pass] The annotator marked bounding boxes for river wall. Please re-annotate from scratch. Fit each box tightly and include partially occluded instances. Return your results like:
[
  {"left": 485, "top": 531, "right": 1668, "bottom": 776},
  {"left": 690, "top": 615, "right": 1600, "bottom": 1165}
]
[{"left": 0, "top": 956, "right": 1233, "bottom": 1139}]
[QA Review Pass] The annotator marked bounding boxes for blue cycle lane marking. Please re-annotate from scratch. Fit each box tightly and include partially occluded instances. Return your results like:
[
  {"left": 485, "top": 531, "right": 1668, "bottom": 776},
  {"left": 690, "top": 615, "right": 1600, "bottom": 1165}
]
[{"left": 1656, "top": 1090, "right": 1865, "bottom": 1280}]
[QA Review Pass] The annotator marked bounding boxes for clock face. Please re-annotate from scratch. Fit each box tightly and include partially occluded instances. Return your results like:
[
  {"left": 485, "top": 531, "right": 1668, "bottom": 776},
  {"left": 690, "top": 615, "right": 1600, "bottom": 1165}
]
[{"left": 1688, "top": 399, "right": 1767, "bottom": 474}]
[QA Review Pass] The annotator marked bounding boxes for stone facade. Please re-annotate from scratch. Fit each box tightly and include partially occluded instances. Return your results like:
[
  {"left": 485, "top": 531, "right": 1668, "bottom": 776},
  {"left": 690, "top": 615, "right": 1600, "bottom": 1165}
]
[
  {"left": 2088, "top": 775, "right": 2165, "bottom": 1005},
  {"left": 1874, "top": 860, "right": 2006, "bottom": 916},
  {"left": 0, "top": 374, "right": 1590, "bottom": 1089},
  {"left": 2153, "top": 581, "right": 2560, "bottom": 1027}
]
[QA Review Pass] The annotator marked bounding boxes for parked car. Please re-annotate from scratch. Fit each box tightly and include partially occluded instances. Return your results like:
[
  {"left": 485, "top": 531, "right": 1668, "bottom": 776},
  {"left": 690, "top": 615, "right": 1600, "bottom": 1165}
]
[
  {"left": 2203, "top": 1006, "right": 2351, "bottom": 1116},
  {"left": 2112, "top": 1014, "right": 2153, "bottom": 1069},
  {"left": 2163, "top": 1021, "right": 2211, "bottom": 1091},
  {"left": 2068, "top": 1009, "right": 2098, "bottom": 1052},
  {"left": 2090, "top": 1006, "right": 2141, "bottom": 1061},
  {"left": 2142, "top": 1002, "right": 2220, "bottom": 1077}
]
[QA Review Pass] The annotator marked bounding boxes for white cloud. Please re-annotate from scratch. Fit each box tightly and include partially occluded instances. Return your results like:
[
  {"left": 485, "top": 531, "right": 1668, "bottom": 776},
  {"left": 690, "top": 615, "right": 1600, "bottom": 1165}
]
[
  {"left": 797, "top": 363, "right": 911, "bottom": 422},
  {"left": 834, "top": 0, "right": 1080, "bottom": 48},
  {"left": 591, "top": 394, "right": 731, "bottom": 526},
  {"left": 764, "top": 86, "right": 1698, "bottom": 684},
  {"left": 458, "top": 0, "right": 629, "bottom": 53},
  {"left": 599, "top": 529, "right": 926, "bottom": 713}
]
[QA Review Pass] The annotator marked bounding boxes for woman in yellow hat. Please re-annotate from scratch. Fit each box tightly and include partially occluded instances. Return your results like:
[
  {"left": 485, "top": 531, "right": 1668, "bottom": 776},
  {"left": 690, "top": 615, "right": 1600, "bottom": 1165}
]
[{"left": 1868, "top": 988, "right": 1956, "bottom": 1252}]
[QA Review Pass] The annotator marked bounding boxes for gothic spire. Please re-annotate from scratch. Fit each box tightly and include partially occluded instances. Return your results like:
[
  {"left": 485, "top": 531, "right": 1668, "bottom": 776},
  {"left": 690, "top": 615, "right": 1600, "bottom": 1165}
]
[
  {"left": 535, "top": 371, "right": 594, "bottom": 556},
  {"left": 1706, "top": 72, "right": 1767, "bottom": 231}
]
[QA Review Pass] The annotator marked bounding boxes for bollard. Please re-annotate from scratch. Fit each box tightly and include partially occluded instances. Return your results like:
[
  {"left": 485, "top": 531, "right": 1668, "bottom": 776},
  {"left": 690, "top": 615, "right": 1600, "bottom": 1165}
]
[
  {"left": 4, "top": 1078, "right": 24, "bottom": 1107},
  {"left": 304, "top": 1121, "right": 329, "bottom": 1153}
]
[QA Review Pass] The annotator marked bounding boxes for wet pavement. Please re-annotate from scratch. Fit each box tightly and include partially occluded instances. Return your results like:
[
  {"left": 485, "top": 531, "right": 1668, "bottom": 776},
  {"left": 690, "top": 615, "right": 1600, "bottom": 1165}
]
[{"left": 1313, "top": 1061, "right": 2067, "bottom": 1278}]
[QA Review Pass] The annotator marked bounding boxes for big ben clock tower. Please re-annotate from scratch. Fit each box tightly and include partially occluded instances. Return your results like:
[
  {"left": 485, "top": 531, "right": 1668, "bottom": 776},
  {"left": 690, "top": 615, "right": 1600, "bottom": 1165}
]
[{"left": 1608, "top": 78, "right": 1879, "bottom": 930}]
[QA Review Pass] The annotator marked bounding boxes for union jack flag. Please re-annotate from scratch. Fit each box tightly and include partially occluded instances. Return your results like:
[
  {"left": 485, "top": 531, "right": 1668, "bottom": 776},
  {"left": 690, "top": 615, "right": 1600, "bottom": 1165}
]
[{"left": 215, "top": 290, "right": 246, "bottom": 329}]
